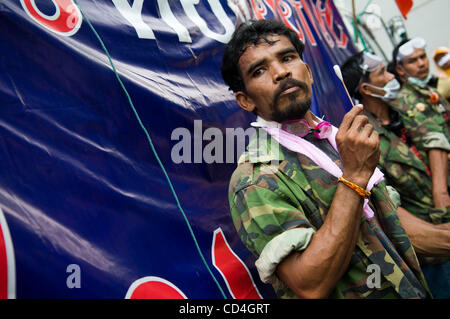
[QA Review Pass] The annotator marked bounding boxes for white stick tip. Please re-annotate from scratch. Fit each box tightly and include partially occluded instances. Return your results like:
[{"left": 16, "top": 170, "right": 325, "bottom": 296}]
[{"left": 333, "top": 65, "right": 343, "bottom": 80}]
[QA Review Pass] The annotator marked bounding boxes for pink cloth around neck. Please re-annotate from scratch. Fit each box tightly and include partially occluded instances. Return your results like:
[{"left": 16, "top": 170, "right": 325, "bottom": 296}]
[{"left": 263, "top": 124, "right": 384, "bottom": 220}]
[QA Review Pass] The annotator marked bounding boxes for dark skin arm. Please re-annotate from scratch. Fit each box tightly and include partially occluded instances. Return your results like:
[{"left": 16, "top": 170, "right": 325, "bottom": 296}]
[
  {"left": 428, "top": 148, "right": 450, "bottom": 208},
  {"left": 276, "top": 105, "right": 380, "bottom": 299},
  {"left": 397, "top": 206, "right": 450, "bottom": 256}
]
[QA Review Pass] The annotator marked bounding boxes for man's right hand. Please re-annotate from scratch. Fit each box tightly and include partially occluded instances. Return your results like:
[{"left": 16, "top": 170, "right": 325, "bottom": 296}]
[{"left": 335, "top": 104, "right": 380, "bottom": 188}]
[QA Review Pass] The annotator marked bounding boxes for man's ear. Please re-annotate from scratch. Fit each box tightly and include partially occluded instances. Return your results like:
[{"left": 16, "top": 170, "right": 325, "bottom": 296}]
[
  {"left": 359, "top": 82, "right": 371, "bottom": 96},
  {"left": 304, "top": 62, "right": 314, "bottom": 85},
  {"left": 395, "top": 63, "right": 405, "bottom": 77},
  {"left": 236, "top": 91, "right": 256, "bottom": 113}
]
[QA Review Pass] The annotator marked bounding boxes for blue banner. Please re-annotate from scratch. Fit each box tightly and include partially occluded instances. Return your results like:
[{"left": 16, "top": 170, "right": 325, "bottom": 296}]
[{"left": 0, "top": 0, "right": 356, "bottom": 298}]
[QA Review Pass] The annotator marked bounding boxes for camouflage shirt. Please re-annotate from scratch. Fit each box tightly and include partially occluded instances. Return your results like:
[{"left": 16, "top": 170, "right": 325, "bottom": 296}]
[
  {"left": 388, "top": 81, "right": 450, "bottom": 165},
  {"left": 364, "top": 110, "right": 450, "bottom": 225},
  {"left": 228, "top": 128, "right": 430, "bottom": 299}
]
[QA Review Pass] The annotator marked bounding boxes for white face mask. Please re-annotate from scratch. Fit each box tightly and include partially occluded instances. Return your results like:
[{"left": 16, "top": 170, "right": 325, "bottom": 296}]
[
  {"left": 398, "top": 64, "right": 431, "bottom": 88},
  {"left": 365, "top": 78, "right": 401, "bottom": 102},
  {"left": 407, "top": 73, "right": 432, "bottom": 88}
]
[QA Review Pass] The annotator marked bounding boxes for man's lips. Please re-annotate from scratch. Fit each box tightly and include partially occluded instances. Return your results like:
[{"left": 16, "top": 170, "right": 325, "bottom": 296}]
[
  {"left": 417, "top": 68, "right": 429, "bottom": 77},
  {"left": 273, "top": 79, "right": 309, "bottom": 104},
  {"left": 279, "top": 85, "right": 300, "bottom": 96}
]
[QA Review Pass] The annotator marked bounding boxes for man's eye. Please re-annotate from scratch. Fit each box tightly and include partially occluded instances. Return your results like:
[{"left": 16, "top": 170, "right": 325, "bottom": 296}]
[
  {"left": 283, "top": 55, "right": 294, "bottom": 62},
  {"left": 252, "top": 68, "right": 264, "bottom": 77}
]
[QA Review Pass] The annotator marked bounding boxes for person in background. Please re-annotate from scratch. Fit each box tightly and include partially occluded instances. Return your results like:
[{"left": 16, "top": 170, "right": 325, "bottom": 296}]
[
  {"left": 389, "top": 37, "right": 450, "bottom": 207},
  {"left": 433, "top": 46, "right": 450, "bottom": 102},
  {"left": 341, "top": 51, "right": 450, "bottom": 298}
]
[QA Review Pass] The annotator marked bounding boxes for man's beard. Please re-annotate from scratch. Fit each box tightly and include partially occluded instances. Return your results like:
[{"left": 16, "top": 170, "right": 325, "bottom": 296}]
[{"left": 270, "top": 78, "right": 312, "bottom": 123}]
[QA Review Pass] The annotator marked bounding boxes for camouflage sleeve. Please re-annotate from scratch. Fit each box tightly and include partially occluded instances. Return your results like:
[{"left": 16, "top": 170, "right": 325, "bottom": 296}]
[
  {"left": 255, "top": 227, "right": 314, "bottom": 285},
  {"left": 422, "top": 131, "right": 450, "bottom": 151},
  {"left": 390, "top": 92, "right": 449, "bottom": 151},
  {"left": 229, "top": 183, "right": 315, "bottom": 258},
  {"left": 385, "top": 185, "right": 401, "bottom": 209},
  {"left": 229, "top": 180, "right": 316, "bottom": 288}
]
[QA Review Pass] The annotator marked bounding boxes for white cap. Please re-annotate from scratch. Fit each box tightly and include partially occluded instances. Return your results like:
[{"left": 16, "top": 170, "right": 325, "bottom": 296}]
[{"left": 361, "top": 52, "right": 383, "bottom": 73}]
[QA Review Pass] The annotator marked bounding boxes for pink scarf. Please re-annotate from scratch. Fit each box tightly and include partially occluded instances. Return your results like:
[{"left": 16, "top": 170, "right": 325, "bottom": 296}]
[{"left": 258, "top": 119, "right": 384, "bottom": 220}]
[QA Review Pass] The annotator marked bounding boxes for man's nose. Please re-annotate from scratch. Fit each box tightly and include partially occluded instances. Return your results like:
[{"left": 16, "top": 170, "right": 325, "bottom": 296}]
[
  {"left": 273, "top": 63, "right": 291, "bottom": 82},
  {"left": 417, "top": 57, "right": 427, "bottom": 68},
  {"left": 387, "top": 71, "right": 395, "bottom": 81}
]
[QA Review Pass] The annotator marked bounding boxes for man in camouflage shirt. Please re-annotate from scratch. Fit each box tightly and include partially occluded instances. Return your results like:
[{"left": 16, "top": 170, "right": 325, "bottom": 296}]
[
  {"left": 341, "top": 51, "right": 449, "bottom": 224},
  {"left": 221, "top": 19, "right": 432, "bottom": 299},
  {"left": 341, "top": 51, "right": 450, "bottom": 298},
  {"left": 389, "top": 37, "right": 450, "bottom": 208}
]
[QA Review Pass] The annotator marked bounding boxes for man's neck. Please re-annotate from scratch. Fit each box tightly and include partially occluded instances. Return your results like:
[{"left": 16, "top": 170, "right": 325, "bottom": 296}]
[
  {"left": 257, "top": 110, "right": 317, "bottom": 126},
  {"left": 361, "top": 96, "right": 390, "bottom": 125}
]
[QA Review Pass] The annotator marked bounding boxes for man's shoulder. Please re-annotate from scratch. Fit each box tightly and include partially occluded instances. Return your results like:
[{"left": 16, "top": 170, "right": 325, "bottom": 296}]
[
  {"left": 228, "top": 154, "right": 285, "bottom": 196},
  {"left": 228, "top": 159, "right": 256, "bottom": 196},
  {"left": 391, "top": 83, "right": 419, "bottom": 105}
]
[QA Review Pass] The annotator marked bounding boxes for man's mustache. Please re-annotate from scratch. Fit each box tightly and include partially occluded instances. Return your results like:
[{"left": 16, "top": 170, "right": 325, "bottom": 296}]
[{"left": 273, "top": 78, "right": 309, "bottom": 104}]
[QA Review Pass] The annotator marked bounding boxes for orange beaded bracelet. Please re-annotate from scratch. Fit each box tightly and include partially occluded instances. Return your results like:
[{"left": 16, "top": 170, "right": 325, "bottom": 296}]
[{"left": 338, "top": 177, "right": 371, "bottom": 199}]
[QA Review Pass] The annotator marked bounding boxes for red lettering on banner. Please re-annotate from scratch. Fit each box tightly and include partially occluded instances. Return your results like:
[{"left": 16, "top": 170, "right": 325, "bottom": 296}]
[
  {"left": 249, "top": 0, "right": 277, "bottom": 20},
  {"left": 125, "top": 276, "right": 187, "bottom": 299},
  {"left": 298, "top": 0, "right": 323, "bottom": 42},
  {"left": 0, "top": 224, "right": 7, "bottom": 299},
  {"left": 277, "top": 0, "right": 305, "bottom": 43},
  {"left": 212, "top": 228, "right": 262, "bottom": 299},
  {"left": 291, "top": 0, "right": 316, "bottom": 46},
  {"left": 312, "top": 0, "right": 334, "bottom": 47},
  {"left": 324, "top": 0, "right": 348, "bottom": 48},
  {"left": 0, "top": 209, "right": 15, "bottom": 299},
  {"left": 20, "top": 0, "right": 82, "bottom": 36},
  {"left": 249, "top": 0, "right": 267, "bottom": 20}
]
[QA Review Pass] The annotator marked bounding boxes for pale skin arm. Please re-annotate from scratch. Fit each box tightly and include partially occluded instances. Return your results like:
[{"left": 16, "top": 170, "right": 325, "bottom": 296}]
[
  {"left": 276, "top": 105, "right": 380, "bottom": 299},
  {"left": 428, "top": 148, "right": 450, "bottom": 208},
  {"left": 397, "top": 206, "right": 450, "bottom": 256}
]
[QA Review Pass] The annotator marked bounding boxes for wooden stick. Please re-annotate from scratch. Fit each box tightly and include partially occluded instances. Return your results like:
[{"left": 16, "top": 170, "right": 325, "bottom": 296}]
[{"left": 333, "top": 65, "right": 356, "bottom": 108}]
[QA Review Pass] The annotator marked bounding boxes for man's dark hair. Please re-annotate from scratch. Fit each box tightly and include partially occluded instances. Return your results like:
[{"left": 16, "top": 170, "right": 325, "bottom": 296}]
[
  {"left": 340, "top": 51, "right": 369, "bottom": 101},
  {"left": 221, "top": 19, "right": 305, "bottom": 93},
  {"left": 391, "top": 38, "right": 410, "bottom": 67},
  {"left": 389, "top": 38, "right": 409, "bottom": 82}
]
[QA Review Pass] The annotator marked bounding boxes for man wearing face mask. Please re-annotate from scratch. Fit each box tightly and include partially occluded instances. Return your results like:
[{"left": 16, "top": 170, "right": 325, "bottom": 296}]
[
  {"left": 341, "top": 51, "right": 450, "bottom": 298},
  {"left": 342, "top": 52, "right": 449, "bottom": 224},
  {"left": 390, "top": 37, "right": 450, "bottom": 209}
]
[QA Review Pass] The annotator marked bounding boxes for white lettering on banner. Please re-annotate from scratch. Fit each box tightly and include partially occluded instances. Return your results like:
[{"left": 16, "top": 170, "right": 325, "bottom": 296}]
[
  {"left": 20, "top": 0, "right": 82, "bottom": 36},
  {"left": 112, "top": 0, "right": 156, "bottom": 39},
  {"left": 157, "top": 0, "right": 192, "bottom": 43},
  {"left": 227, "top": 0, "right": 252, "bottom": 22},
  {"left": 180, "top": 0, "right": 235, "bottom": 43},
  {"left": 113, "top": 0, "right": 234, "bottom": 43},
  {"left": 20, "top": 0, "right": 348, "bottom": 49}
]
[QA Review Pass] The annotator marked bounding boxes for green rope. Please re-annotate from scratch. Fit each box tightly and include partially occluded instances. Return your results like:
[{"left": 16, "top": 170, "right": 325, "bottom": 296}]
[
  {"left": 357, "top": 0, "right": 373, "bottom": 19},
  {"left": 73, "top": 0, "right": 227, "bottom": 299}
]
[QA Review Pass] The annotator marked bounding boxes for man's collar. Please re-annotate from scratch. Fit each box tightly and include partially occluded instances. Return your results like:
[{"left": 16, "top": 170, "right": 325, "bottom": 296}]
[
  {"left": 250, "top": 116, "right": 282, "bottom": 129},
  {"left": 250, "top": 113, "right": 324, "bottom": 129}
]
